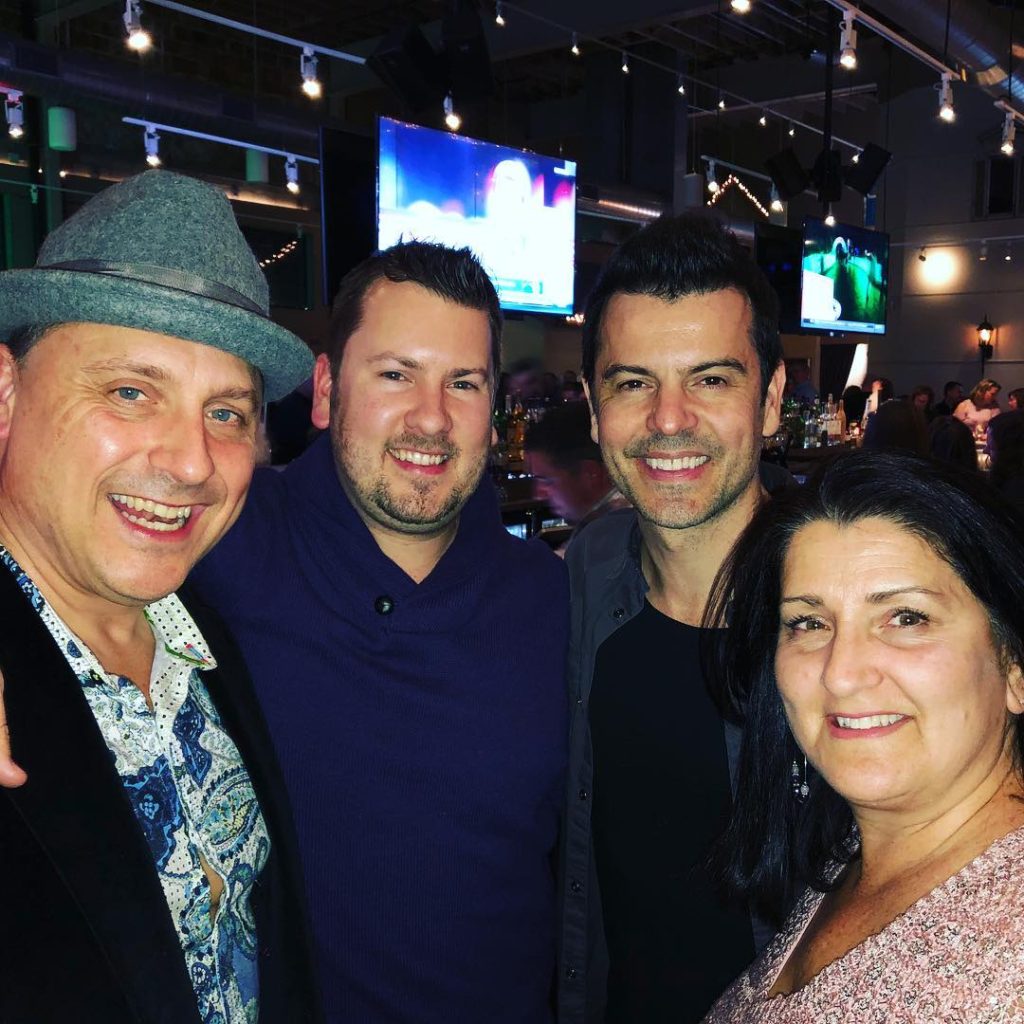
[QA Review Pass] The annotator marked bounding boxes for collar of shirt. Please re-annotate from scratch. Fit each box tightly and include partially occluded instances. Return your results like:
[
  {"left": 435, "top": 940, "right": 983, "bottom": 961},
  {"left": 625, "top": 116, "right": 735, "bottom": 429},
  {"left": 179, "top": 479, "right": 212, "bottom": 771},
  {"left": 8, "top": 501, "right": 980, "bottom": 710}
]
[{"left": 0, "top": 545, "right": 217, "bottom": 707}]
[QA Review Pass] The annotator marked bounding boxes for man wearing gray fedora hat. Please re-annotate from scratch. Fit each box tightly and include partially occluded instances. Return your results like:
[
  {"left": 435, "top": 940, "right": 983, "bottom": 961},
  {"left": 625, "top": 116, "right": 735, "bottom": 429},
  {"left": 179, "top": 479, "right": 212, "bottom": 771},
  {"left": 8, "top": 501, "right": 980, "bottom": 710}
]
[{"left": 0, "top": 170, "right": 320, "bottom": 1022}]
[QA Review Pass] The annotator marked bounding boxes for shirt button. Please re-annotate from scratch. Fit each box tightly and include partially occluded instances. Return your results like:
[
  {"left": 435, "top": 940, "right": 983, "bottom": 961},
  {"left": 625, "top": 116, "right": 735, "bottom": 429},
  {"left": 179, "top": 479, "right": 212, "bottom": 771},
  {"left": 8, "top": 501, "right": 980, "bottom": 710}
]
[
  {"left": 612, "top": 607, "right": 625, "bottom": 620},
  {"left": 570, "top": 878, "right": 582, "bottom": 893},
  {"left": 374, "top": 595, "right": 395, "bottom": 615},
  {"left": 565, "top": 966, "right": 577, "bottom": 980},
  {"left": 578, "top": 788, "right": 588, "bottom": 801}
]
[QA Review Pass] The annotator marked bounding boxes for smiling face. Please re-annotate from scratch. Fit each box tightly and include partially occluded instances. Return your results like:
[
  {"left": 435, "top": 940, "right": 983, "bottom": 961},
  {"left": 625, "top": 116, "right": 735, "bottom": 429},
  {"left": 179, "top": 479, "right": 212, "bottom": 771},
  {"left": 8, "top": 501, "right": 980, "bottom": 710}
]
[
  {"left": 312, "top": 278, "right": 494, "bottom": 540},
  {"left": 586, "top": 288, "right": 783, "bottom": 533},
  {"left": 0, "top": 323, "right": 259, "bottom": 611},
  {"left": 776, "top": 517, "right": 1023, "bottom": 819}
]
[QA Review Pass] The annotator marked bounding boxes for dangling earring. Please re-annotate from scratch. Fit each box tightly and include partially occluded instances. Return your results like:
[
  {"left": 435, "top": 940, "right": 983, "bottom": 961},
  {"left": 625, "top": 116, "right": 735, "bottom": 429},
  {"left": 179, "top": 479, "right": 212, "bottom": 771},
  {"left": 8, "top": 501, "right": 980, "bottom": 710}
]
[{"left": 790, "top": 756, "right": 809, "bottom": 800}]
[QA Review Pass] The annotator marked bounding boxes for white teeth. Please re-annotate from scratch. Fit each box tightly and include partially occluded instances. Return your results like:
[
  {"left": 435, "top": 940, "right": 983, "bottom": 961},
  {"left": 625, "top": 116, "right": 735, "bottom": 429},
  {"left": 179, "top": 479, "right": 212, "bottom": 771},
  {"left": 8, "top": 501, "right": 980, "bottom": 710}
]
[
  {"left": 835, "top": 713, "right": 905, "bottom": 730},
  {"left": 391, "top": 449, "right": 447, "bottom": 466},
  {"left": 110, "top": 493, "right": 192, "bottom": 530},
  {"left": 644, "top": 455, "right": 709, "bottom": 471},
  {"left": 121, "top": 513, "right": 186, "bottom": 532}
]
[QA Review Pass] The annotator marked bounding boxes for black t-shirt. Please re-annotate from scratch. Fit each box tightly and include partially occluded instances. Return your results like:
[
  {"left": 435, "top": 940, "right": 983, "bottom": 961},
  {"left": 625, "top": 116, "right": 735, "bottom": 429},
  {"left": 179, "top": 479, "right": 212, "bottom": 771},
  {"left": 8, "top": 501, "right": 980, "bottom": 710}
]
[{"left": 589, "top": 601, "right": 755, "bottom": 1024}]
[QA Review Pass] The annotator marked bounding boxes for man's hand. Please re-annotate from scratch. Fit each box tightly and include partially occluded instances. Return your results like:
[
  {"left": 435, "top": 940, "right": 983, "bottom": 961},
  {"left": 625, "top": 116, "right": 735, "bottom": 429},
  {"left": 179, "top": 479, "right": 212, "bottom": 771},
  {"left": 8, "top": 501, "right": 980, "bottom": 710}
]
[{"left": 0, "top": 667, "right": 27, "bottom": 787}]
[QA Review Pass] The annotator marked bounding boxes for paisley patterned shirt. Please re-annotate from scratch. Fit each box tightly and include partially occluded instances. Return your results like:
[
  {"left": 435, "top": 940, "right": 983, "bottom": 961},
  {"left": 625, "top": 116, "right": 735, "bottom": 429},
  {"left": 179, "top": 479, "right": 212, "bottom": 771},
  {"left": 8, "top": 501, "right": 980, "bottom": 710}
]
[{"left": 0, "top": 548, "right": 270, "bottom": 1024}]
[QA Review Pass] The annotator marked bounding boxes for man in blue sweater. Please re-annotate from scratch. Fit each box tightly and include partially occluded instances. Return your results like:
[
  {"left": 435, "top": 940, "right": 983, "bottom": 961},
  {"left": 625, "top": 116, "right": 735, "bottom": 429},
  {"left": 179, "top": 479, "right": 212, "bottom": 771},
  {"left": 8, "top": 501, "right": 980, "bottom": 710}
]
[{"left": 187, "top": 243, "right": 569, "bottom": 1022}]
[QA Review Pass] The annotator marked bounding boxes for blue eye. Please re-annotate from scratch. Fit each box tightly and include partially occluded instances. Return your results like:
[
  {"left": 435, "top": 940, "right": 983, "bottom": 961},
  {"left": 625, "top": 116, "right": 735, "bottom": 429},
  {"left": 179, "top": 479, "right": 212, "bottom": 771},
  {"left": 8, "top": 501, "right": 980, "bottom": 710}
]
[
  {"left": 116, "top": 386, "right": 143, "bottom": 401},
  {"left": 210, "top": 408, "right": 238, "bottom": 423}
]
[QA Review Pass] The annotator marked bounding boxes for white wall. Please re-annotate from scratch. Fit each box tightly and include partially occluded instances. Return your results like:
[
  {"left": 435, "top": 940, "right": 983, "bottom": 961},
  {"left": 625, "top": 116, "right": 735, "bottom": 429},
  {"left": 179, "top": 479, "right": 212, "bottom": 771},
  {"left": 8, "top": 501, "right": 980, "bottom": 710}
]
[{"left": 867, "top": 83, "right": 1024, "bottom": 396}]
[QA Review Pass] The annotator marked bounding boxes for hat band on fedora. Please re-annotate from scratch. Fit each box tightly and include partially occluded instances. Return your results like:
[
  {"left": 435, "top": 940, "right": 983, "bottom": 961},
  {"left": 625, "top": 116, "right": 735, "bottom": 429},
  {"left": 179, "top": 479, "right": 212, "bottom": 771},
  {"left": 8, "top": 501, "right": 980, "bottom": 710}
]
[{"left": 41, "top": 259, "right": 268, "bottom": 318}]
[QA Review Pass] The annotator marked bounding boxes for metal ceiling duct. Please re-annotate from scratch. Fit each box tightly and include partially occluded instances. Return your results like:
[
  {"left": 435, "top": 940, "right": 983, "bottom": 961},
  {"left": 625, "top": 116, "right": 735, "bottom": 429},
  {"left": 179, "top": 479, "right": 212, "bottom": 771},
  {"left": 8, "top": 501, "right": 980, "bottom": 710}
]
[{"left": 867, "top": 0, "right": 1024, "bottom": 108}]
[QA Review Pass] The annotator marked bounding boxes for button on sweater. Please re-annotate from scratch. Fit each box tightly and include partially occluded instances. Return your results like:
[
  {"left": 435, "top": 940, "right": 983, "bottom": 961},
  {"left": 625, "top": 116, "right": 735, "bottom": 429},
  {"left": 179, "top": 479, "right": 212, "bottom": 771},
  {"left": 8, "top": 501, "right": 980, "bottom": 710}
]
[{"left": 191, "top": 434, "right": 569, "bottom": 1023}]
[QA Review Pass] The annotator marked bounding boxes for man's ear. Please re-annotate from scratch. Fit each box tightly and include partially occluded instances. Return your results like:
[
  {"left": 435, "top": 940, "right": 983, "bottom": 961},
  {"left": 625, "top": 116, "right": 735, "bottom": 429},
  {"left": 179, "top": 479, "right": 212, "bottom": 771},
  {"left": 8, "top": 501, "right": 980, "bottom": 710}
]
[
  {"left": 761, "top": 360, "right": 787, "bottom": 438},
  {"left": 0, "top": 346, "right": 19, "bottom": 443},
  {"left": 311, "top": 353, "right": 333, "bottom": 431},
  {"left": 582, "top": 379, "right": 599, "bottom": 445},
  {"left": 1006, "top": 662, "right": 1024, "bottom": 716}
]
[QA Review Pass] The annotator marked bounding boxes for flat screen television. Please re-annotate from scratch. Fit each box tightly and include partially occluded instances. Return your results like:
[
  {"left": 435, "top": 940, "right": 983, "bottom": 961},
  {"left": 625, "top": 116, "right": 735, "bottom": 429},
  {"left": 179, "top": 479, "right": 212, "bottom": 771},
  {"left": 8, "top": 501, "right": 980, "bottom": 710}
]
[
  {"left": 377, "top": 116, "right": 577, "bottom": 316},
  {"left": 799, "top": 217, "right": 888, "bottom": 335}
]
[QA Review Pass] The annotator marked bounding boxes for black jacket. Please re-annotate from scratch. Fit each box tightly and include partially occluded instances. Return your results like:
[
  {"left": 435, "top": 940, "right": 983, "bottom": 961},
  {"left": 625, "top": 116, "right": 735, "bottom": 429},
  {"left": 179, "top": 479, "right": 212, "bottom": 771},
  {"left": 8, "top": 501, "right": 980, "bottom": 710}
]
[{"left": 0, "top": 569, "right": 322, "bottom": 1024}]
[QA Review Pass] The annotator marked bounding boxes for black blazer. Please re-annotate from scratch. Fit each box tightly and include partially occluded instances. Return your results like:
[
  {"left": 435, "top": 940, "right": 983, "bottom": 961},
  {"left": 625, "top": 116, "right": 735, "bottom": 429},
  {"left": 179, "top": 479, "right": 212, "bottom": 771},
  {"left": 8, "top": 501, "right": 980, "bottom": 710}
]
[{"left": 0, "top": 569, "right": 322, "bottom": 1024}]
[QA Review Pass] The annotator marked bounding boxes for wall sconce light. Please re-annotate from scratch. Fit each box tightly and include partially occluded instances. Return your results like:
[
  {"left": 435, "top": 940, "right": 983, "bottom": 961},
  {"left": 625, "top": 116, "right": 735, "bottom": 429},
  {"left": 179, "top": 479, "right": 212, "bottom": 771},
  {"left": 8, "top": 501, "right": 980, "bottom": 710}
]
[{"left": 978, "top": 314, "right": 994, "bottom": 365}]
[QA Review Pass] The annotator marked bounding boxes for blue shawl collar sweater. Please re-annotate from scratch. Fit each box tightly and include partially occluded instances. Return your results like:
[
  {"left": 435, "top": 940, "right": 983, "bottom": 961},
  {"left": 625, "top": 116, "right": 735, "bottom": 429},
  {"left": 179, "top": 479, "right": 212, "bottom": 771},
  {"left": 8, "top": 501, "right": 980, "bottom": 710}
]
[{"left": 191, "top": 434, "right": 569, "bottom": 1023}]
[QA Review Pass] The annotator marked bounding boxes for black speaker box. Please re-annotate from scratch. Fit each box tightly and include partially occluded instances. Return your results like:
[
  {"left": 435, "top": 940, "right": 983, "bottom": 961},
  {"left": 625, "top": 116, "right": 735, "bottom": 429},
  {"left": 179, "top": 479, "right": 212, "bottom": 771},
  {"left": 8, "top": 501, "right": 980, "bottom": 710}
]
[
  {"left": 765, "top": 148, "right": 808, "bottom": 200},
  {"left": 442, "top": 9, "right": 494, "bottom": 100},
  {"left": 367, "top": 23, "right": 445, "bottom": 111},
  {"left": 845, "top": 143, "right": 892, "bottom": 195}
]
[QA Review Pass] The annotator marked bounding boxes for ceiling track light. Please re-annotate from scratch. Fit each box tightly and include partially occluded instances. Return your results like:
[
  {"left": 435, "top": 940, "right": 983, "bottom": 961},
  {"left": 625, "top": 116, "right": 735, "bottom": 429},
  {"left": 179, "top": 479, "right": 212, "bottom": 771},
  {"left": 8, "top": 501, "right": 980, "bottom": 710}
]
[
  {"left": 852, "top": 150, "right": 860, "bottom": 163},
  {"left": 285, "top": 154, "right": 300, "bottom": 194},
  {"left": 300, "top": 47, "right": 322, "bottom": 99},
  {"left": 718, "top": 96, "right": 726, "bottom": 110},
  {"left": 706, "top": 159, "right": 719, "bottom": 194},
  {"left": 788, "top": 122, "right": 796, "bottom": 137},
  {"left": 824, "top": 206, "right": 836, "bottom": 227},
  {"left": 495, "top": 2, "right": 505, "bottom": 27},
  {"left": 730, "top": 0, "right": 752, "bottom": 11},
  {"left": 918, "top": 247, "right": 927, "bottom": 263},
  {"left": 621, "top": 51, "right": 630, "bottom": 74},
  {"left": 443, "top": 92, "right": 461, "bottom": 132},
  {"left": 4, "top": 91, "right": 24, "bottom": 141},
  {"left": 1005, "top": 242, "right": 1013, "bottom": 262},
  {"left": 143, "top": 123, "right": 160, "bottom": 167},
  {"left": 1001, "top": 112, "right": 1016, "bottom": 156},
  {"left": 677, "top": 74, "right": 686, "bottom": 96},
  {"left": 758, "top": 111, "right": 767, "bottom": 126},
  {"left": 124, "top": 0, "right": 152, "bottom": 52},
  {"left": 571, "top": 33, "right": 580, "bottom": 57},
  {"left": 839, "top": 10, "right": 857, "bottom": 70},
  {"left": 938, "top": 72, "right": 955, "bottom": 123},
  {"left": 770, "top": 183, "right": 783, "bottom": 213},
  {"left": 980, "top": 240, "right": 988, "bottom": 262}
]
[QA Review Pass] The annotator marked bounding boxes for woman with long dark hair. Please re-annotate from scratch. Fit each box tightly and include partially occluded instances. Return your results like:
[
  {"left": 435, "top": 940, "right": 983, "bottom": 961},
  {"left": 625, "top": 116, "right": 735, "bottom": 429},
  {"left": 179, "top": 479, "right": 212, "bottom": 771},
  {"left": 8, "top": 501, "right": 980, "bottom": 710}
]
[{"left": 702, "top": 450, "right": 1024, "bottom": 1022}]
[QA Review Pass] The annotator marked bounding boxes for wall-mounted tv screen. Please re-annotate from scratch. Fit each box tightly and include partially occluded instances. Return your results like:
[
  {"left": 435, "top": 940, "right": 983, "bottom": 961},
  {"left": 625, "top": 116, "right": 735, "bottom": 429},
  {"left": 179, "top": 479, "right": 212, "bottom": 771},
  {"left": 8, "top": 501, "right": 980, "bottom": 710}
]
[
  {"left": 377, "top": 116, "right": 577, "bottom": 316},
  {"left": 800, "top": 217, "right": 888, "bottom": 335}
]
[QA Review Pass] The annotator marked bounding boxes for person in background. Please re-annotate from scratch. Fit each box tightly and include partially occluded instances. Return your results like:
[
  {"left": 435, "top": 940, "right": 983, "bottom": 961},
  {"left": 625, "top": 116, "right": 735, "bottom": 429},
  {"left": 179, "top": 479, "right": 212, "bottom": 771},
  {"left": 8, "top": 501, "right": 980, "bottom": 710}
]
[
  {"left": 524, "top": 402, "right": 628, "bottom": 552},
  {"left": 785, "top": 360, "right": 818, "bottom": 405},
  {"left": 559, "top": 212, "right": 786, "bottom": 1024},
  {"left": 840, "top": 385, "right": 867, "bottom": 427},
  {"left": 954, "top": 378, "right": 1001, "bottom": 429},
  {"left": 508, "top": 356, "right": 547, "bottom": 403},
  {"left": 988, "top": 410, "right": 1024, "bottom": 517},
  {"left": 861, "top": 398, "right": 928, "bottom": 457},
  {"left": 928, "top": 415, "right": 978, "bottom": 473},
  {"left": 1007, "top": 386, "right": 1024, "bottom": 412},
  {"left": 703, "top": 449, "right": 1024, "bottom": 1022},
  {"left": 932, "top": 380, "right": 964, "bottom": 417},
  {"left": 860, "top": 376, "right": 894, "bottom": 429},
  {"left": 0, "top": 170, "right": 320, "bottom": 1022},
  {"left": 909, "top": 384, "right": 935, "bottom": 422}
]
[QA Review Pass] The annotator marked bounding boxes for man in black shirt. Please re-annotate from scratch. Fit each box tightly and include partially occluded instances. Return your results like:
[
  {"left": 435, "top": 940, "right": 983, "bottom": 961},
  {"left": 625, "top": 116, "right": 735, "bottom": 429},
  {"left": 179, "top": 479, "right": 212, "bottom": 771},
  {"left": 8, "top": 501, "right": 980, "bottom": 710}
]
[
  {"left": 932, "top": 380, "right": 963, "bottom": 417},
  {"left": 557, "top": 213, "right": 786, "bottom": 1024}
]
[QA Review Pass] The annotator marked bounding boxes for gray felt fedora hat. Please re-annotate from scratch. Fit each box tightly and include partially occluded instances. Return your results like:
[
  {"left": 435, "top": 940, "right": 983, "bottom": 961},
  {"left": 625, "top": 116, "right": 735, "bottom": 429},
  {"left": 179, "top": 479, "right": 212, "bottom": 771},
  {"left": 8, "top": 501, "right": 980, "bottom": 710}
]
[{"left": 0, "top": 169, "right": 312, "bottom": 400}]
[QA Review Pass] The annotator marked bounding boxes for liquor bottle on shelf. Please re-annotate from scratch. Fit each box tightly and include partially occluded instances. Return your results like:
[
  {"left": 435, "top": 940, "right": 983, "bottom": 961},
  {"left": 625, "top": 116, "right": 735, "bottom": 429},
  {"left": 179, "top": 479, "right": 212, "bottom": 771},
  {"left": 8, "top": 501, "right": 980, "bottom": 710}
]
[{"left": 507, "top": 396, "right": 527, "bottom": 464}]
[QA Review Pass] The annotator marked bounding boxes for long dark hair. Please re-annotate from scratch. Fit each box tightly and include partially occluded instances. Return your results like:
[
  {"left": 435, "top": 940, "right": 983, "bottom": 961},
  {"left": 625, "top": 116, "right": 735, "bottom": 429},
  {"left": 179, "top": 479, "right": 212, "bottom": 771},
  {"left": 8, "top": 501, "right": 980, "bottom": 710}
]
[{"left": 703, "top": 449, "right": 1024, "bottom": 924}]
